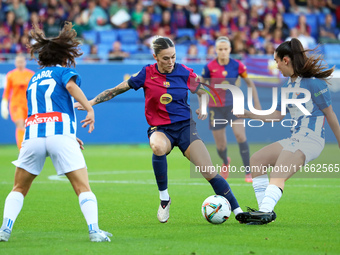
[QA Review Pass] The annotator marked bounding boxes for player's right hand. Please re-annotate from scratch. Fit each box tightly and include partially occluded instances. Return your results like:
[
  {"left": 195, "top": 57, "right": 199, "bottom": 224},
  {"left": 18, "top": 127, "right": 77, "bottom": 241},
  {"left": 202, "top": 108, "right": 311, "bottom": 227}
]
[{"left": 1, "top": 99, "right": 9, "bottom": 120}]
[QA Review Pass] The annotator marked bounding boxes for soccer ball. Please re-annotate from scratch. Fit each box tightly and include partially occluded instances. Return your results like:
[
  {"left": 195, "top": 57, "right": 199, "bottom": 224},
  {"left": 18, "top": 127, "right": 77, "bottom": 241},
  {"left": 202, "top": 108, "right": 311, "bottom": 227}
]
[{"left": 201, "top": 195, "right": 231, "bottom": 224}]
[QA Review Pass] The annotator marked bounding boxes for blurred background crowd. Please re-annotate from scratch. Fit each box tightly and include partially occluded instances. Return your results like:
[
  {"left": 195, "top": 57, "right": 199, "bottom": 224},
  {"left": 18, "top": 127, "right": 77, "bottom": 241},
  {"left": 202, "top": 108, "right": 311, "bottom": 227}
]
[{"left": 1, "top": 0, "right": 340, "bottom": 62}]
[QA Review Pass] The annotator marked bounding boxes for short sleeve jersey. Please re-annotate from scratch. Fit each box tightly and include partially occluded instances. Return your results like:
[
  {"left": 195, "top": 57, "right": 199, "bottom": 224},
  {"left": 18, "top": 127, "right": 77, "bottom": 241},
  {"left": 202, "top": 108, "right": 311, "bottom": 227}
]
[
  {"left": 25, "top": 66, "right": 81, "bottom": 140},
  {"left": 202, "top": 58, "right": 247, "bottom": 107},
  {"left": 276, "top": 77, "right": 331, "bottom": 138},
  {"left": 128, "top": 63, "right": 199, "bottom": 126}
]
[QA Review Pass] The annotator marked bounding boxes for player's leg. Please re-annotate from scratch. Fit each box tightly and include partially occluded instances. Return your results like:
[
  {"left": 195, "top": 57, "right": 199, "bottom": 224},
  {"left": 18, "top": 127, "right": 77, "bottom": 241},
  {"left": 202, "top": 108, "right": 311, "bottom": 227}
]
[
  {"left": 0, "top": 167, "right": 36, "bottom": 241},
  {"left": 209, "top": 107, "right": 230, "bottom": 178},
  {"left": 184, "top": 140, "right": 243, "bottom": 216},
  {"left": 231, "top": 119, "right": 251, "bottom": 182},
  {"left": 149, "top": 131, "right": 172, "bottom": 223},
  {"left": 47, "top": 135, "right": 111, "bottom": 242},
  {"left": 259, "top": 149, "right": 305, "bottom": 213},
  {"left": 250, "top": 142, "right": 283, "bottom": 208},
  {"left": 1, "top": 138, "right": 46, "bottom": 241}
]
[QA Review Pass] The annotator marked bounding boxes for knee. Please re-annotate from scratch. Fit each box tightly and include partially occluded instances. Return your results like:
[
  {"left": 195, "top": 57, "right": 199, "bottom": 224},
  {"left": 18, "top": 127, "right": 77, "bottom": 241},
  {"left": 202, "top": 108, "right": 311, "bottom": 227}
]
[
  {"left": 150, "top": 141, "right": 167, "bottom": 156},
  {"left": 234, "top": 133, "right": 246, "bottom": 143},
  {"left": 250, "top": 151, "right": 263, "bottom": 166}
]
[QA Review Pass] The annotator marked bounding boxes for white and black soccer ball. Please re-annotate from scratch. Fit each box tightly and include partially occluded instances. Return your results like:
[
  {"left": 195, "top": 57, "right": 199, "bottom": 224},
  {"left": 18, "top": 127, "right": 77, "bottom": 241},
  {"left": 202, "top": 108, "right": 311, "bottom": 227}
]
[{"left": 201, "top": 195, "right": 231, "bottom": 224}]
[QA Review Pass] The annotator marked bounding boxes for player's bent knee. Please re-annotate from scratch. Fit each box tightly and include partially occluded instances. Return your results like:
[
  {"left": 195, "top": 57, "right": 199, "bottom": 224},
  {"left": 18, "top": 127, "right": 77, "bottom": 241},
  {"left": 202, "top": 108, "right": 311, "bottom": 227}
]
[{"left": 150, "top": 142, "right": 168, "bottom": 156}]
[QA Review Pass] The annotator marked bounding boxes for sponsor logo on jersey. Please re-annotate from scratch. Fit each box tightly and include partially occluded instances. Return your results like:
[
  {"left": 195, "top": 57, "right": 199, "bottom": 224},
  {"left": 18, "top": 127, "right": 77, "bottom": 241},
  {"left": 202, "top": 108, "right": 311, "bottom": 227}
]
[
  {"left": 314, "top": 88, "right": 328, "bottom": 97},
  {"left": 163, "top": 81, "right": 170, "bottom": 87},
  {"left": 160, "top": 93, "right": 172, "bottom": 104},
  {"left": 151, "top": 76, "right": 158, "bottom": 79},
  {"left": 25, "top": 112, "right": 63, "bottom": 127},
  {"left": 222, "top": 70, "right": 228, "bottom": 76}
]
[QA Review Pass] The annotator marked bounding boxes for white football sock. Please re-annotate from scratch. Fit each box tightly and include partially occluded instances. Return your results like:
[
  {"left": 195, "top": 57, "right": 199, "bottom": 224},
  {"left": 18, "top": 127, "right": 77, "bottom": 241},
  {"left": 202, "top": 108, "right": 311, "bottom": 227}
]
[
  {"left": 259, "top": 184, "right": 282, "bottom": 212},
  {"left": 252, "top": 174, "right": 269, "bottom": 208},
  {"left": 1, "top": 191, "right": 24, "bottom": 231},
  {"left": 159, "top": 189, "right": 170, "bottom": 201},
  {"left": 233, "top": 207, "right": 243, "bottom": 216},
  {"left": 79, "top": 191, "right": 99, "bottom": 231}
]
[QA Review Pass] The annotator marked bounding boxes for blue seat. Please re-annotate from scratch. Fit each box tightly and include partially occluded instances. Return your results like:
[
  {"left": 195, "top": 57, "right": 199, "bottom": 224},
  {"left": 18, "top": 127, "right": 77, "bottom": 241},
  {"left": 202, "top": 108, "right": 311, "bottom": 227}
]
[
  {"left": 98, "top": 30, "right": 118, "bottom": 44},
  {"left": 177, "top": 28, "right": 195, "bottom": 39},
  {"left": 197, "top": 44, "right": 207, "bottom": 57},
  {"left": 82, "top": 30, "right": 98, "bottom": 45},
  {"left": 323, "top": 44, "right": 340, "bottom": 59},
  {"left": 121, "top": 44, "right": 139, "bottom": 54},
  {"left": 97, "top": 43, "right": 112, "bottom": 59},
  {"left": 283, "top": 13, "right": 298, "bottom": 29},
  {"left": 175, "top": 45, "right": 188, "bottom": 59},
  {"left": 117, "top": 29, "right": 139, "bottom": 44},
  {"left": 80, "top": 44, "right": 91, "bottom": 55}
]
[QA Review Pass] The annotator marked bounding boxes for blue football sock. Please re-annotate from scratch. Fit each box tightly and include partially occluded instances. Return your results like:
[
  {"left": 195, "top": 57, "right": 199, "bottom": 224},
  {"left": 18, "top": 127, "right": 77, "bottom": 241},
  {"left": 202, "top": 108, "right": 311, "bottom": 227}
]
[
  {"left": 152, "top": 154, "right": 168, "bottom": 191},
  {"left": 239, "top": 141, "right": 250, "bottom": 173},
  {"left": 208, "top": 174, "right": 240, "bottom": 210},
  {"left": 217, "top": 148, "right": 229, "bottom": 165}
]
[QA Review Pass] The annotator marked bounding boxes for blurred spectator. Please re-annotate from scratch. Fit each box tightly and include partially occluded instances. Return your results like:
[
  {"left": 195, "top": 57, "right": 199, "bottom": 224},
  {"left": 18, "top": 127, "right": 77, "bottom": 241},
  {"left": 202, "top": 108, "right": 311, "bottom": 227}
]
[
  {"left": 236, "top": 12, "right": 250, "bottom": 41},
  {"left": 73, "top": 14, "right": 91, "bottom": 38},
  {"left": 8, "top": 0, "right": 29, "bottom": 25},
  {"left": 225, "top": 0, "right": 248, "bottom": 22},
  {"left": 44, "top": 16, "right": 60, "bottom": 38},
  {"left": 14, "top": 35, "right": 30, "bottom": 54},
  {"left": 131, "top": 1, "right": 145, "bottom": 28},
  {"left": 271, "top": 28, "right": 284, "bottom": 48},
  {"left": 247, "top": 28, "right": 265, "bottom": 53},
  {"left": 249, "top": 5, "right": 263, "bottom": 30},
  {"left": 184, "top": 44, "right": 200, "bottom": 62},
  {"left": 264, "top": 41, "right": 275, "bottom": 54},
  {"left": 187, "top": 3, "right": 203, "bottom": 29},
  {"left": 231, "top": 31, "right": 247, "bottom": 54},
  {"left": 68, "top": 4, "right": 82, "bottom": 22},
  {"left": 4, "top": 11, "right": 21, "bottom": 45},
  {"left": 269, "top": 13, "right": 290, "bottom": 40},
  {"left": 195, "top": 16, "right": 216, "bottom": 46},
  {"left": 295, "top": 14, "right": 311, "bottom": 36},
  {"left": 203, "top": 0, "right": 222, "bottom": 26},
  {"left": 262, "top": 0, "right": 279, "bottom": 18},
  {"left": 289, "top": 0, "right": 313, "bottom": 13},
  {"left": 109, "top": 0, "right": 129, "bottom": 16},
  {"left": 81, "top": 0, "right": 111, "bottom": 31},
  {"left": 84, "top": 45, "right": 101, "bottom": 62},
  {"left": 108, "top": 41, "right": 130, "bottom": 61},
  {"left": 172, "top": 4, "right": 189, "bottom": 29},
  {"left": 206, "top": 44, "right": 216, "bottom": 61},
  {"left": 216, "top": 11, "right": 236, "bottom": 38},
  {"left": 137, "top": 12, "right": 156, "bottom": 45},
  {"left": 109, "top": 0, "right": 130, "bottom": 28},
  {"left": 260, "top": 13, "right": 275, "bottom": 40},
  {"left": 319, "top": 13, "right": 339, "bottom": 43},
  {"left": 157, "top": 10, "right": 176, "bottom": 40}
]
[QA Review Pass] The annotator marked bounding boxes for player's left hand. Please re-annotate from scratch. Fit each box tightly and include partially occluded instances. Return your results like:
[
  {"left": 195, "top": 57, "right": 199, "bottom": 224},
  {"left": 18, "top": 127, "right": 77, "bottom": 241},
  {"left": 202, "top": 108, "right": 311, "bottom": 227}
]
[
  {"left": 81, "top": 110, "right": 95, "bottom": 133},
  {"left": 76, "top": 137, "right": 84, "bottom": 150},
  {"left": 196, "top": 108, "right": 207, "bottom": 120}
]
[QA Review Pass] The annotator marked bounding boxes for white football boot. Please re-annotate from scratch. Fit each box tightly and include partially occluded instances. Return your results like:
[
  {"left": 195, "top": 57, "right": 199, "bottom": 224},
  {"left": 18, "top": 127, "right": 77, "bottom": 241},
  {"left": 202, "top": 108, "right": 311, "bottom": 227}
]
[
  {"left": 157, "top": 199, "right": 171, "bottom": 223},
  {"left": 89, "top": 230, "right": 112, "bottom": 242},
  {"left": 0, "top": 228, "right": 11, "bottom": 242}
]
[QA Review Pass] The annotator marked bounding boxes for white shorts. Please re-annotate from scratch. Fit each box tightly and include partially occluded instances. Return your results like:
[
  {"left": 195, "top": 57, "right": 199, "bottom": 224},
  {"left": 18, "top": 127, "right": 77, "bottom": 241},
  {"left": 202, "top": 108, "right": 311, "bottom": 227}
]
[
  {"left": 13, "top": 135, "right": 86, "bottom": 176},
  {"left": 278, "top": 130, "right": 325, "bottom": 164}
]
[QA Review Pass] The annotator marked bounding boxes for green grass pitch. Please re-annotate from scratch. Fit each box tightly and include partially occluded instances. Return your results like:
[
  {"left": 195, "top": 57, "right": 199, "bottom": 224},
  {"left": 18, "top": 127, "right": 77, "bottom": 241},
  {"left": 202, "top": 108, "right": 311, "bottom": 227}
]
[{"left": 0, "top": 144, "right": 339, "bottom": 255}]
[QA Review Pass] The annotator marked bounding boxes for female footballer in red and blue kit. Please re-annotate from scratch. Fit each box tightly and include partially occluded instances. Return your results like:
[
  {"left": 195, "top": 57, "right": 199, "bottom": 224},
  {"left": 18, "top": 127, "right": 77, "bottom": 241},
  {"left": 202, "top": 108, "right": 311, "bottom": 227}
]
[
  {"left": 76, "top": 36, "right": 244, "bottom": 223},
  {"left": 201, "top": 36, "right": 261, "bottom": 182}
]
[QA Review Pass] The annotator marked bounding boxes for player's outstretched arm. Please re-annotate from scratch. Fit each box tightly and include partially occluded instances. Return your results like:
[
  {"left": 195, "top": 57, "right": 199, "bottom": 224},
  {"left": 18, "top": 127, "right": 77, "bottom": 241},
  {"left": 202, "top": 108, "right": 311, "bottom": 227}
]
[
  {"left": 244, "top": 77, "right": 262, "bottom": 110},
  {"left": 322, "top": 105, "right": 340, "bottom": 148},
  {"left": 195, "top": 88, "right": 208, "bottom": 120},
  {"left": 93, "top": 81, "right": 131, "bottom": 105},
  {"left": 66, "top": 79, "right": 95, "bottom": 133},
  {"left": 236, "top": 109, "right": 284, "bottom": 122}
]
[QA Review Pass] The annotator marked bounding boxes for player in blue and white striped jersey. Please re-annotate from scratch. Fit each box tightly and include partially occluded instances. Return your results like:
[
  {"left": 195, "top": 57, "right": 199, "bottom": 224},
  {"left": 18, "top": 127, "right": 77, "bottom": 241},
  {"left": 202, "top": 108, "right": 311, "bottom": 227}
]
[
  {"left": 235, "top": 38, "right": 340, "bottom": 225},
  {"left": 0, "top": 22, "right": 111, "bottom": 242}
]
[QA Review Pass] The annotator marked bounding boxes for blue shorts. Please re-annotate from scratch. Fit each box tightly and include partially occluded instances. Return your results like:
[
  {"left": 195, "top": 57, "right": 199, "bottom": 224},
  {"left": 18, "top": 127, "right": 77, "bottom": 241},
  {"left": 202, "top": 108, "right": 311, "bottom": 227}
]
[
  {"left": 147, "top": 119, "right": 201, "bottom": 155},
  {"left": 208, "top": 106, "right": 238, "bottom": 130}
]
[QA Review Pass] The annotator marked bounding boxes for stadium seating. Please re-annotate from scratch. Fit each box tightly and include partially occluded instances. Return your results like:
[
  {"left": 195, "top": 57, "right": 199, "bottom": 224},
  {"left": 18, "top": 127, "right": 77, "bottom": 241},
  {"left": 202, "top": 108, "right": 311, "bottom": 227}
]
[
  {"left": 82, "top": 30, "right": 98, "bottom": 45},
  {"left": 98, "top": 30, "right": 118, "bottom": 44},
  {"left": 117, "top": 29, "right": 139, "bottom": 44},
  {"left": 97, "top": 43, "right": 112, "bottom": 59},
  {"left": 322, "top": 44, "right": 340, "bottom": 59}
]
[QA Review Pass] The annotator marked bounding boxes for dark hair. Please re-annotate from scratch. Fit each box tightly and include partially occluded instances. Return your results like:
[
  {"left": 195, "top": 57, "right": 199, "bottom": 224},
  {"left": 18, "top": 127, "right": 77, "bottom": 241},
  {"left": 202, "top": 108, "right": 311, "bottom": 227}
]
[
  {"left": 275, "top": 38, "right": 334, "bottom": 80},
  {"left": 27, "top": 21, "right": 82, "bottom": 68},
  {"left": 150, "top": 36, "right": 174, "bottom": 56}
]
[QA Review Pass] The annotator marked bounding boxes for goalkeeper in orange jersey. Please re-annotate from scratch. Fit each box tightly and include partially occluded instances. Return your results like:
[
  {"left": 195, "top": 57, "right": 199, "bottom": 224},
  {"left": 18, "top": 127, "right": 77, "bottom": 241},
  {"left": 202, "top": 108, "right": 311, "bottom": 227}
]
[{"left": 1, "top": 55, "right": 34, "bottom": 149}]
